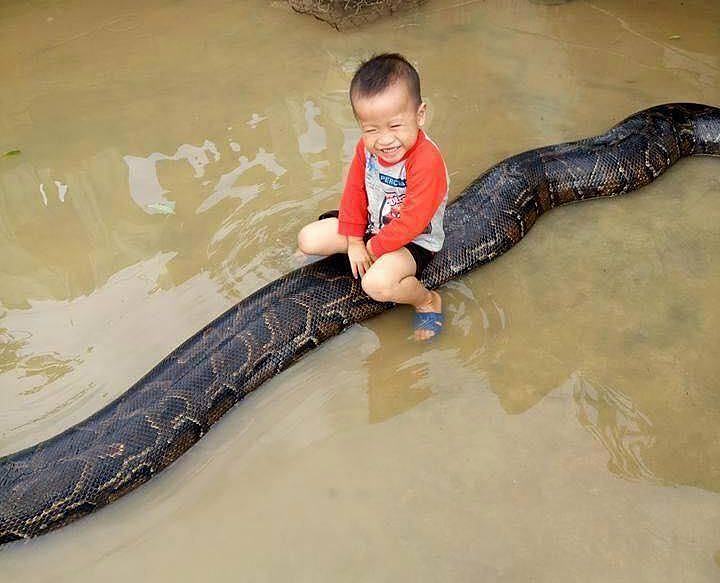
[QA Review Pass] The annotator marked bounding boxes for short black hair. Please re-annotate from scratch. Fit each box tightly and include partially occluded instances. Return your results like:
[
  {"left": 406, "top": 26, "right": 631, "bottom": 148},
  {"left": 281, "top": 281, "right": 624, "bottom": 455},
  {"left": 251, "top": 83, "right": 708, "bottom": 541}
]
[{"left": 349, "top": 53, "right": 422, "bottom": 109}]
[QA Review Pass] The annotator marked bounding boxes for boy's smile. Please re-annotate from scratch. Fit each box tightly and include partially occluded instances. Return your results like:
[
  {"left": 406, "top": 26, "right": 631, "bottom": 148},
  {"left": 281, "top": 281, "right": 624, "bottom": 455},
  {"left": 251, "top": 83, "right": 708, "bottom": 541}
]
[{"left": 352, "top": 80, "right": 426, "bottom": 165}]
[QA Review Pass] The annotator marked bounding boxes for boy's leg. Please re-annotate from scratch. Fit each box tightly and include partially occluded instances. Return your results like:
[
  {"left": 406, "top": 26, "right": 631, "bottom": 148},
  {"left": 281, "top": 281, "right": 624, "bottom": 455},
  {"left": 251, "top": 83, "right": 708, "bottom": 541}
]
[
  {"left": 361, "top": 248, "right": 442, "bottom": 340},
  {"left": 297, "top": 217, "right": 348, "bottom": 256}
]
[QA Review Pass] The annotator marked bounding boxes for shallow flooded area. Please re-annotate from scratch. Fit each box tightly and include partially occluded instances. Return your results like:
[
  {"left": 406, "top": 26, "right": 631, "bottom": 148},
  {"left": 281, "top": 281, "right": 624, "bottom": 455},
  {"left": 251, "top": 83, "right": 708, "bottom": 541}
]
[{"left": 1, "top": 0, "right": 720, "bottom": 580}]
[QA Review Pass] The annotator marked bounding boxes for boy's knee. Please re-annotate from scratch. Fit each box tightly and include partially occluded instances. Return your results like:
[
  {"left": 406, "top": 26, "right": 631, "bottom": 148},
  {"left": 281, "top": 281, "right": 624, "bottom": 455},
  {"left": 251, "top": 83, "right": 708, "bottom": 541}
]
[
  {"left": 297, "top": 225, "right": 315, "bottom": 254},
  {"left": 361, "top": 271, "right": 393, "bottom": 302}
]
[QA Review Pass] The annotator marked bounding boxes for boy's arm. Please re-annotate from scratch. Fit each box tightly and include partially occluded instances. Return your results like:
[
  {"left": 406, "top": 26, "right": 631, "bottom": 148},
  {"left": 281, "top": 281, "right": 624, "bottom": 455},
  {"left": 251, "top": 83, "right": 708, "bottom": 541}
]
[
  {"left": 367, "top": 151, "right": 447, "bottom": 257},
  {"left": 338, "top": 141, "right": 367, "bottom": 238}
]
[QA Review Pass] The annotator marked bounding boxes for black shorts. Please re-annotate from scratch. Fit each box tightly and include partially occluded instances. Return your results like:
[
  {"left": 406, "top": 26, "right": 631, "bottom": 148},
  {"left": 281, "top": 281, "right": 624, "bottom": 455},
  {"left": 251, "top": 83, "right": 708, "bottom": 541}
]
[{"left": 318, "top": 210, "right": 435, "bottom": 277}]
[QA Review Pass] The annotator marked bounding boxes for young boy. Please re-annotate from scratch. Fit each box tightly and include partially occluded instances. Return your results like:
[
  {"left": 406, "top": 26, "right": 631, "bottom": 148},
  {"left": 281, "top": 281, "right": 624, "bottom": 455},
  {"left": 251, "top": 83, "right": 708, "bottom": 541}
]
[{"left": 297, "top": 53, "right": 448, "bottom": 341}]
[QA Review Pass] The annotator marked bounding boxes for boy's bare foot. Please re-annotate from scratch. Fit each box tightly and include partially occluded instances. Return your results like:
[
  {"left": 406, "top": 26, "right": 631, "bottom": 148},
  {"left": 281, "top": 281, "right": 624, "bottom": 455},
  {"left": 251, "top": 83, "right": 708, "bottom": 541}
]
[{"left": 413, "top": 290, "right": 443, "bottom": 341}]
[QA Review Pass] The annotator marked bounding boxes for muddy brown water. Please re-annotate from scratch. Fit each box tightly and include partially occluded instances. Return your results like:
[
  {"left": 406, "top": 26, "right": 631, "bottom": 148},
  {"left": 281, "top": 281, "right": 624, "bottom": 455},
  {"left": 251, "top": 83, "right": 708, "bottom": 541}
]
[{"left": 1, "top": 0, "right": 719, "bottom": 581}]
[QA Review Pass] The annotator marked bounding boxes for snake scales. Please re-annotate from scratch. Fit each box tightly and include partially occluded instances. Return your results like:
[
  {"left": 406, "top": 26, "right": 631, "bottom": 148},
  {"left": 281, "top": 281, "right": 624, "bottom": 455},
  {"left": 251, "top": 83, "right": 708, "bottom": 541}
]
[{"left": 1, "top": 103, "right": 718, "bottom": 545}]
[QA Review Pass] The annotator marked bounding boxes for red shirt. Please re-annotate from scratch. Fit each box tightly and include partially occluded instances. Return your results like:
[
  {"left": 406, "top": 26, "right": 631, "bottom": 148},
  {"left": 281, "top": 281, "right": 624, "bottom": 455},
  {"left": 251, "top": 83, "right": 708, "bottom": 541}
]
[{"left": 337, "top": 130, "right": 448, "bottom": 257}]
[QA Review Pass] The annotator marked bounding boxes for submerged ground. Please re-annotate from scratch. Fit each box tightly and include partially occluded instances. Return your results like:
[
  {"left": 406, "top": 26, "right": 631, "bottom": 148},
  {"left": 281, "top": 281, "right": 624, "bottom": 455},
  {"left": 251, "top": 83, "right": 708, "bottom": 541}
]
[{"left": 1, "top": 0, "right": 719, "bottom": 580}]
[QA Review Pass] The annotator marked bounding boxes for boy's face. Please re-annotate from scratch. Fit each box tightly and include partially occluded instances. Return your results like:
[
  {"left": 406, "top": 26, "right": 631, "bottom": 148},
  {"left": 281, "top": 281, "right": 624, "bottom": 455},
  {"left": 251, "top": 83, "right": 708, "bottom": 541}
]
[{"left": 352, "top": 80, "right": 426, "bottom": 165}]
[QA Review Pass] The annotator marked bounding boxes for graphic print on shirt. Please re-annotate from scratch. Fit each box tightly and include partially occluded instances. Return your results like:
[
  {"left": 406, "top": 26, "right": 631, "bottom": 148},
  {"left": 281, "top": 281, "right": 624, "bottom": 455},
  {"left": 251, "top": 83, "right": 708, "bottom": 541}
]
[
  {"left": 365, "top": 155, "right": 419, "bottom": 237},
  {"left": 379, "top": 185, "right": 404, "bottom": 227}
]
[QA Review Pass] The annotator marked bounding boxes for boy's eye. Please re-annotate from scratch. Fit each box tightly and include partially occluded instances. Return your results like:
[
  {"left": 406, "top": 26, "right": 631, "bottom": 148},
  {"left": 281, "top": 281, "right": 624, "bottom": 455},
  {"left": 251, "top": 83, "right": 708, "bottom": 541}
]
[
  {"left": 365, "top": 129, "right": 376, "bottom": 134},
  {"left": 390, "top": 124, "right": 401, "bottom": 129}
]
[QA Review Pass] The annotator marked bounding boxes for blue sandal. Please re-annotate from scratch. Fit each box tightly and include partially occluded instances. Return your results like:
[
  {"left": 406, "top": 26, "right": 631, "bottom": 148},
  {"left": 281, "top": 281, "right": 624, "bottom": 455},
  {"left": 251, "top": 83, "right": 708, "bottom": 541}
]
[{"left": 413, "top": 311, "right": 444, "bottom": 340}]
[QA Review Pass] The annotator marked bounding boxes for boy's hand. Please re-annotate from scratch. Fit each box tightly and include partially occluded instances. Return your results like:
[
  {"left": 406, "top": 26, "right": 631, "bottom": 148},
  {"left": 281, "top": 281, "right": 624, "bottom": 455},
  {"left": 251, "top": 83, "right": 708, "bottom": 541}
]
[
  {"left": 365, "top": 238, "right": 378, "bottom": 262},
  {"left": 347, "top": 236, "right": 372, "bottom": 279}
]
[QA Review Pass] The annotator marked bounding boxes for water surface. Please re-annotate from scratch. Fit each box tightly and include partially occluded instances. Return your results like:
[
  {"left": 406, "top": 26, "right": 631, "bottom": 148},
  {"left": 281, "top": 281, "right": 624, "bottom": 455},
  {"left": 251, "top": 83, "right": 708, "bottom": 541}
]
[{"left": 1, "top": 0, "right": 719, "bottom": 580}]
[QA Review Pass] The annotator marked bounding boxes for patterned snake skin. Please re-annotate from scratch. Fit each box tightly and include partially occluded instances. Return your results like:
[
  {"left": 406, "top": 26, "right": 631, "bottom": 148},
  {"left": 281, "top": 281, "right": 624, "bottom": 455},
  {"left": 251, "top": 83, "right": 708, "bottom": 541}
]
[{"left": 1, "top": 103, "right": 718, "bottom": 545}]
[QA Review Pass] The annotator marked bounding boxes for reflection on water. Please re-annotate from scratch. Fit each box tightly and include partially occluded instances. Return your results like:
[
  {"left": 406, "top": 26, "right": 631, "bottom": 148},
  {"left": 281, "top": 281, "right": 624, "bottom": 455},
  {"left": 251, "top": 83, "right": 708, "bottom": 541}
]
[
  {"left": 296, "top": 100, "right": 327, "bottom": 155},
  {"left": 0, "top": 0, "right": 719, "bottom": 580},
  {"left": 0, "top": 326, "right": 79, "bottom": 401},
  {"left": 124, "top": 140, "right": 220, "bottom": 213},
  {"left": 0, "top": 251, "right": 232, "bottom": 453},
  {"left": 197, "top": 147, "right": 286, "bottom": 213},
  {"left": 572, "top": 373, "right": 658, "bottom": 483},
  {"left": 363, "top": 318, "right": 435, "bottom": 424},
  {"left": 38, "top": 179, "right": 68, "bottom": 206}
]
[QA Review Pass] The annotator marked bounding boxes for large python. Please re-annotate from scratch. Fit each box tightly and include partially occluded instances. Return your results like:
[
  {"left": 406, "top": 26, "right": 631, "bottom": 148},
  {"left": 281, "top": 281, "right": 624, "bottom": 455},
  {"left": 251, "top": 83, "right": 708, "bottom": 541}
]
[{"left": 1, "top": 103, "right": 718, "bottom": 545}]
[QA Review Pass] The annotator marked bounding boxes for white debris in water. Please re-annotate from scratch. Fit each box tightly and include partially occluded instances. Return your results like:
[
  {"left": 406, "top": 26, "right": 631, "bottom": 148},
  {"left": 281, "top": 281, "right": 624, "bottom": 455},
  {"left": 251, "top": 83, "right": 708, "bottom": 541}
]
[
  {"left": 229, "top": 141, "right": 241, "bottom": 152},
  {"left": 39, "top": 183, "right": 48, "bottom": 206}
]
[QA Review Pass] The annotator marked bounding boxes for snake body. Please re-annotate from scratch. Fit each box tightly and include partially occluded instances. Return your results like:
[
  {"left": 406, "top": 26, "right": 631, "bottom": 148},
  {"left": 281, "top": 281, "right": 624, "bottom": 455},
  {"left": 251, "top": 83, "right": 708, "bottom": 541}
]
[{"left": 1, "top": 103, "right": 718, "bottom": 545}]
